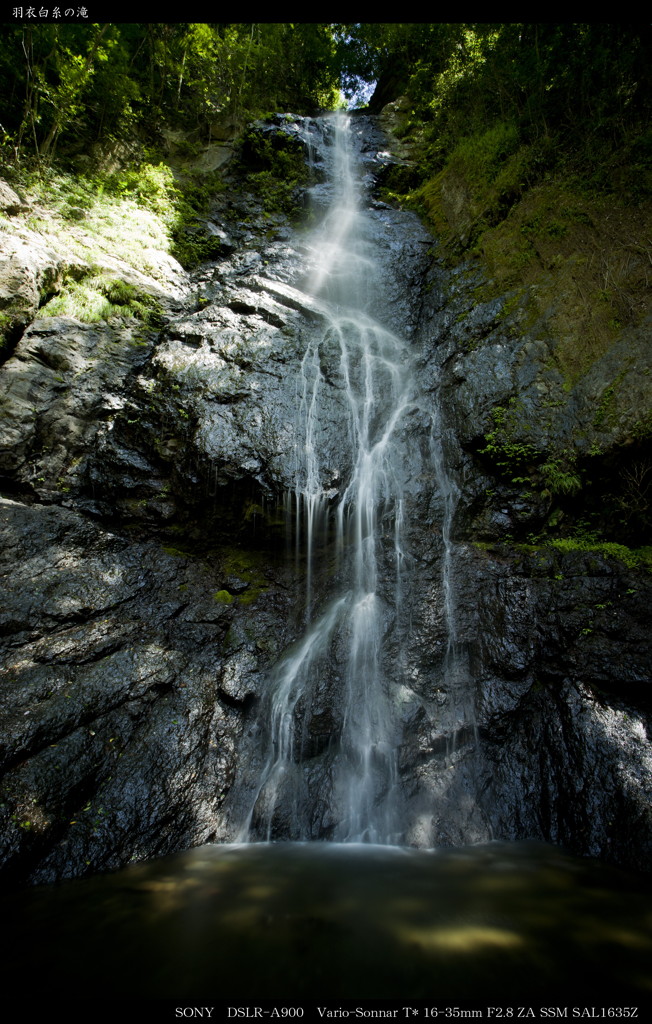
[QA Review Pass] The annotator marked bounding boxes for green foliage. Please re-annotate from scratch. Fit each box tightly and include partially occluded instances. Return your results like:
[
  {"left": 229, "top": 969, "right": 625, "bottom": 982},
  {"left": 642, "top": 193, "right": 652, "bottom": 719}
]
[
  {"left": 16, "top": 164, "right": 174, "bottom": 285},
  {"left": 105, "top": 163, "right": 178, "bottom": 225},
  {"left": 168, "top": 171, "right": 228, "bottom": 269},
  {"left": 2, "top": 23, "right": 341, "bottom": 168},
  {"left": 42, "top": 272, "right": 163, "bottom": 326},
  {"left": 479, "top": 402, "right": 540, "bottom": 481},
  {"left": 593, "top": 371, "right": 627, "bottom": 429},
  {"left": 236, "top": 124, "right": 310, "bottom": 219},
  {"left": 368, "top": 23, "right": 652, "bottom": 174},
  {"left": 540, "top": 460, "right": 582, "bottom": 497},
  {"left": 476, "top": 185, "right": 652, "bottom": 382},
  {"left": 247, "top": 170, "right": 305, "bottom": 219},
  {"left": 12, "top": 154, "right": 233, "bottom": 297},
  {"left": 334, "top": 23, "right": 461, "bottom": 108},
  {"left": 0, "top": 310, "right": 20, "bottom": 353},
  {"left": 450, "top": 122, "right": 519, "bottom": 181},
  {"left": 337, "top": 24, "right": 652, "bottom": 387},
  {"left": 638, "top": 546, "right": 652, "bottom": 570}
]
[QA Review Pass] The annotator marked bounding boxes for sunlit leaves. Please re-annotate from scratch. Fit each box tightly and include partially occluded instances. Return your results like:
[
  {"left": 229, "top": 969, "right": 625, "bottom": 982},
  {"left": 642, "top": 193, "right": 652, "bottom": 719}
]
[{"left": 5, "top": 23, "right": 343, "bottom": 166}]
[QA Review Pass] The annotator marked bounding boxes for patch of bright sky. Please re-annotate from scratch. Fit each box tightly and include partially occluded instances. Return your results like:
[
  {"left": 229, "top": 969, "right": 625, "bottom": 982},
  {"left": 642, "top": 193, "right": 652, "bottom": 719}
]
[{"left": 345, "top": 77, "right": 376, "bottom": 110}]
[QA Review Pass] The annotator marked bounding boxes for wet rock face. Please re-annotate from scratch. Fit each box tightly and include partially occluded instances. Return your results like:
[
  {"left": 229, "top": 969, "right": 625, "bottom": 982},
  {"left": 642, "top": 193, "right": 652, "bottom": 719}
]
[
  {"left": 455, "top": 547, "right": 652, "bottom": 871},
  {"left": 0, "top": 114, "right": 651, "bottom": 884},
  {"left": 0, "top": 496, "right": 294, "bottom": 883}
]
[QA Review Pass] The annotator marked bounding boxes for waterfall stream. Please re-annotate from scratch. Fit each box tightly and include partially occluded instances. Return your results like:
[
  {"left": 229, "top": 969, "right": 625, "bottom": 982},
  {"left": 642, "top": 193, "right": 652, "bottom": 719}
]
[{"left": 239, "top": 113, "right": 422, "bottom": 844}]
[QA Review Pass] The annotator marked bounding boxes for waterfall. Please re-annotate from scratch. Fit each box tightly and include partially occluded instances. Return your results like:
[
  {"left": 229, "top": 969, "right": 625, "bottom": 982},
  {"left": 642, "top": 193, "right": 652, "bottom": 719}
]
[
  {"left": 231, "top": 111, "right": 490, "bottom": 849},
  {"left": 238, "top": 113, "right": 415, "bottom": 844}
]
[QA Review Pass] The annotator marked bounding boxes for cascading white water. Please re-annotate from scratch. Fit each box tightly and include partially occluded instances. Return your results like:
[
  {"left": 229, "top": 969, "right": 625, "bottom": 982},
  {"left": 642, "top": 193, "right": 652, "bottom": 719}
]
[
  {"left": 239, "top": 113, "right": 415, "bottom": 844},
  {"left": 428, "top": 398, "right": 480, "bottom": 756}
]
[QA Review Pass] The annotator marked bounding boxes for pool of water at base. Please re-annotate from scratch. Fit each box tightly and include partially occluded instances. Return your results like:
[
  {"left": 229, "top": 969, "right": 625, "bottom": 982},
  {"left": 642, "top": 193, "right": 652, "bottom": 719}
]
[{"left": 2, "top": 840, "right": 652, "bottom": 1002}]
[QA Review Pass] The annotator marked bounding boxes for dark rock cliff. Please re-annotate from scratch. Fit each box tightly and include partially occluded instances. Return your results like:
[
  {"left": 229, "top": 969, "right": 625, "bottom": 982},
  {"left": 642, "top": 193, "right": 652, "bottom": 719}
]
[{"left": 1, "top": 112, "right": 650, "bottom": 884}]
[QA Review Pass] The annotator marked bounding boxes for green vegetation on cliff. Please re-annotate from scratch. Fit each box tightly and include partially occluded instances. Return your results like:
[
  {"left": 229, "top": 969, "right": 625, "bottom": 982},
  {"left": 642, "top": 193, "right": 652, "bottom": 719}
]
[{"left": 336, "top": 24, "right": 652, "bottom": 382}]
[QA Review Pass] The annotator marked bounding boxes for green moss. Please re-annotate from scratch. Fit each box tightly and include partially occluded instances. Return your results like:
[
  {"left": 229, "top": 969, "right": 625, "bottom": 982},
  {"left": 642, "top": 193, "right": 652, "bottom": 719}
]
[
  {"left": 400, "top": 118, "right": 652, "bottom": 387},
  {"left": 13, "top": 160, "right": 234, "bottom": 282},
  {"left": 162, "top": 544, "right": 191, "bottom": 558},
  {"left": 481, "top": 187, "right": 652, "bottom": 383},
  {"left": 17, "top": 166, "right": 173, "bottom": 280},
  {"left": 549, "top": 537, "right": 643, "bottom": 569},
  {"left": 494, "top": 288, "right": 529, "bottom": 324},
  {"left": 213, "top": 589, "right": 235, "bottom": 605},
  {"left": 638, "top": 546, "right": 652, "bottom": 569},
  {"left": 169, "top": 171, "right": 228, "bottom": 268},
  {"left": 105, "top": 162, "right": 178, "bottom": 223},
  {"left": 416, "top": 125, "right": 536, "bottom": 256},
  {"left": 246, "top": 169, "right": 306, "bottom": 219},
  {"left": 219, "top": 547, "right": 270, "bottom": 605},
  {"left": 0, "top": 310, "right": 21, "bottom": 350}
]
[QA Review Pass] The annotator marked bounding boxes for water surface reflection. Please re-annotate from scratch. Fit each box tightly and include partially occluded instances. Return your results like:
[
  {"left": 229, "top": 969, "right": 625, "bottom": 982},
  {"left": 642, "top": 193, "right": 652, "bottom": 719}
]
[{"left": 3, "top": 841, "right": 652, "bottom": 1001}]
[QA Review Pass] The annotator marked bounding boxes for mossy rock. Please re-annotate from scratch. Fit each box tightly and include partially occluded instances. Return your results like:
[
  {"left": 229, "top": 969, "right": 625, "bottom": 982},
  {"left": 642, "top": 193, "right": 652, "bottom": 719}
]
[{"left": 219, "top": 547, "right": 271, "bottom": 605}]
